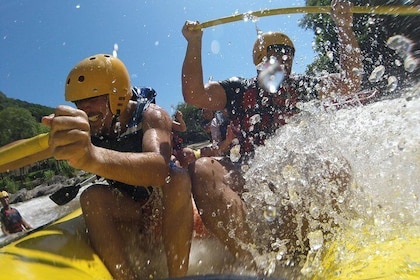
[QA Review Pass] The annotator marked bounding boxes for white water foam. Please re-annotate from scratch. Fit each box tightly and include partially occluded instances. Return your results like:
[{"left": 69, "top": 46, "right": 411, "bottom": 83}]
[{"left": 239, "top": 83, "right": 420, "bottom": 278}]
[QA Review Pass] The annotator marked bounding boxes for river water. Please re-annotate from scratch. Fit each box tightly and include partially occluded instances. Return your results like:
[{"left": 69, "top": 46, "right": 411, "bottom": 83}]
[{"left": 1, "top": 83, "right": 419, "bottom": 279}]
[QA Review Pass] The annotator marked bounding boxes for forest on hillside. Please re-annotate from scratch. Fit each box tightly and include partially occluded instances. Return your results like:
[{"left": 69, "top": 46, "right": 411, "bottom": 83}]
[{"left": 0, "top": 91, "right": 54, "bottom": 147}]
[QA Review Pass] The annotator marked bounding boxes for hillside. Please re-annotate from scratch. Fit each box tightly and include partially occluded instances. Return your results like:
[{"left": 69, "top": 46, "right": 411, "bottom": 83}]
[{"left": 0, "top": 91, "right": 55, "bottom": 122}]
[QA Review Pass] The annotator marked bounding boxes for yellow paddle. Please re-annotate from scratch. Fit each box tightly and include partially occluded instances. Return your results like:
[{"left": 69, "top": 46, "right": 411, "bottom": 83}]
[
  {"left": 195, "top": 5, "right": 420, "bottom": 29},
  {"left": 0, "top": 133, "right": 49, "bottom": 166},
  {"left": 0, "top": 133, "right": 96, "bottom": 206}
]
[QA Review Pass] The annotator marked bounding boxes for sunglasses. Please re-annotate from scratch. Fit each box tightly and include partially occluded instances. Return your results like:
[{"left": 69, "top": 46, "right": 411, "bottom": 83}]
[{"left": 267, "top": 44, "right": 295, "bottom": 57}]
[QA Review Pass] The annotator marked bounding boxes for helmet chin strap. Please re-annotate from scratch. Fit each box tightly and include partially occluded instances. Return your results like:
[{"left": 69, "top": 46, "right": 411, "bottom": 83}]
[{"left": 110, "top": 112, "right": 122, "bottom": 138}]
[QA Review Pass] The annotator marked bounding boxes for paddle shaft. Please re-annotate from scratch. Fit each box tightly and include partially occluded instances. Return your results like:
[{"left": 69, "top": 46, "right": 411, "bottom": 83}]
[
  {"left": 195, "top": 5, "right": 420, "bottom": 30},
  {"left": 0, "top": 133, "right": 49, "bottom": 166}
]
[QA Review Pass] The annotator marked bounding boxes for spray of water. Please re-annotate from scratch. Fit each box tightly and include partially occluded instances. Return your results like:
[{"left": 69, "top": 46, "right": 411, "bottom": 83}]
[
  {"left": 240, "top": 82, "right": 420, "bottom": 277},
  {"left": 257, "top": 57, "right": 285, "bottom": 93}
]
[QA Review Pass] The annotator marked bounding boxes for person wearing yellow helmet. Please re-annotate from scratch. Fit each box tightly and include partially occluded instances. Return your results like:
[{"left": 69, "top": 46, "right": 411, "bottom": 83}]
[
  {"left": 1, "top": 190, "right": 32, "bottom": 235},
  {"left": 181, "top": 0, "right": 361, "bottom": 273},
  {"left": 40, "top": 54, "right": 192, "bottom": 279},
  {"left": 252, "top": 31, "right": 295, "bottom": 76}
]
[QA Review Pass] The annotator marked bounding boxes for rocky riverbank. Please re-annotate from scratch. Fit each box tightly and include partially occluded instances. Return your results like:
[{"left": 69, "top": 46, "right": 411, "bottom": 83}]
[{"left": 7, "top": 173, "right": 87, "bottom": 204}]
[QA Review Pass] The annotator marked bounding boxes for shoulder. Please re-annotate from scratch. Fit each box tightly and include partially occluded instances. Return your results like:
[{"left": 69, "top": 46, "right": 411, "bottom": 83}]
[
  {"left": 219, "top": 76, "right": 249, "bottom": 89},
  {"left": 219, "top": 76, "right": 256, "bottom": 98},
  {"left": 142, "top": 104, "right": 172, "bottom": 129}
]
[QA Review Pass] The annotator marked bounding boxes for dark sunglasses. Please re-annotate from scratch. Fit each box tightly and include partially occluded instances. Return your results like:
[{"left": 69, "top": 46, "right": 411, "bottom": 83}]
[{"left": 267, "top": 44, "right": 295, "bottom": 57}]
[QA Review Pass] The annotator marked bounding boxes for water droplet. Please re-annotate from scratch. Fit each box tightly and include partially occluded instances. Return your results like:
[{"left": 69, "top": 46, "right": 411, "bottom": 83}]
[
  {"left": 308, "top": 230, "right": 324, "bottom": 251},
  {"left": 387, "top": 35, "right": 412, "bottom": 55},
  {"left": 263, "top": 205, "right": 277, "bottom": 222},
  {"left": 112, "top": 43, "right": 119, "bottom": 58},
  {"left": 368, "top": 65, "right": 386, "bottom": 83},
  {"left": 257, "top": 57, "right": 285, "bottom": 93},
  {"left": 114, "top": 121, "right": 121, "bottom": 134},
  {"left": 165, "top": 175, "right": 171, "bottom": 184},
  {"left": 243, "top": 12, "right": 259, "bottom": 23},
  {"left": 249, "top": 114, "right": 261, "bottom": 125},
  {"left": 386, "top": 76, "right": 398, "bottom": 92},
  {"left": 404, "top": 55, "right": 418, "bottom": 73},
  {"left": 229, "top": 144, "right": 241, "bottom": 162},
  {"left": 327, "top": 51, "right": 334, "bottom": 61}
]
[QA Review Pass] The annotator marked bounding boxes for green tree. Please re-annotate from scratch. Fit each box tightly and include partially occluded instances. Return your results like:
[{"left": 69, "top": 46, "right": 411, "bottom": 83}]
[
  {"left": 171, "top": 103, "right": 210, "bottom": 145},
  {"left": 300, "top": 0, "right": 419, "bottom": 94},
  {"left": 0, "top": 107, "right": 39, "bottom": 146}
]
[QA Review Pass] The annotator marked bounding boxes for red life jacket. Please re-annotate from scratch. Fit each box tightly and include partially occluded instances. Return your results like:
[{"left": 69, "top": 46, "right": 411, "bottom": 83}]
[
  {"left": 1, "top": 207, "right": 24, "bottom": 233},
  {"left": 224, "top": 77, "right": 304, "bottom": 154}
]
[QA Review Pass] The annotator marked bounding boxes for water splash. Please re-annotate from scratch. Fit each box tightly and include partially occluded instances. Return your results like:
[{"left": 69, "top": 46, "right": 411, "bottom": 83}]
[
  {"left": 387, "top": 76, "right": 398, "bottom": 92},
  {"left": 241, "top": 83, "right": 420, "bottom": 277},
  {"left": 404, "top": 55, "right": 418, "bottom": 73},
  {"left": 387, "top": 35, "right": 412, "bottom": 58},
  {"left": 387, "top": 34, "right": 418, "bottom": 73},
  {"left": 243, "top": 12, "right": 259, "bottom": 23},
  {"left": 368, "top": 65, "right": 385, "bottom": 83},
  {"left": 113, "top": 43, "right": 119, "bottom": 58},
  {"left": 257, "top": 57, "right": 285, "bottom": 93},
  {"left": 229, "top": 143, "right": 241, "bottom": 163}
]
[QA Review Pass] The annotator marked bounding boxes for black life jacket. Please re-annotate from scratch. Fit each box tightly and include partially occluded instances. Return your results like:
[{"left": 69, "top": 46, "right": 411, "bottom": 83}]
[
  {"left": 91, "top": 86, "right": 156, "bottom": 152},
  {"left": 90, "top": 86, "right": 157, "bottom": 201}
]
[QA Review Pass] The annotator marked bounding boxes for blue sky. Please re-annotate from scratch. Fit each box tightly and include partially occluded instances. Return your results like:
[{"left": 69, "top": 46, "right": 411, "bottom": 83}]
[{"left": 0, "top": 0, "right": 316, "bottom": 116}]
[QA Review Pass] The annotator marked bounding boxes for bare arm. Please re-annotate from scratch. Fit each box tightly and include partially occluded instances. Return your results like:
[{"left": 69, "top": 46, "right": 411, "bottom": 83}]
[
  {"left": 318, "top": 0, "right": 362, "bottom": 98},
  {"left": 181, "top": 21, "right": 227, "bottom": 110},
  {"left": 172, "top": 111, "right": 187, "bottom": 132},
  {"left": 208, "top": 123, "right": 235, "bottom": 156},
  {"left": 43, "top": 105, "right": 172, "bottom": 187},
  {"left": 21, "top": 218, "right": 32, "bottom": 230},
  {"left": 1, "top": 223, "right": 10, "bottom": 235}
]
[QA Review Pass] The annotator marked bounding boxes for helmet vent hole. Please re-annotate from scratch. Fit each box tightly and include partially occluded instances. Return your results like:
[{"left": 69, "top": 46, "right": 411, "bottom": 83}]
[{"left": 78, "top": 75, "right": 85, "bottom": 82}]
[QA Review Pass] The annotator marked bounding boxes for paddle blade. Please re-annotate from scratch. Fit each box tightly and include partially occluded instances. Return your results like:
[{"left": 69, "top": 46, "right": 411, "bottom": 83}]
[{"left": 49, "top": 185, "right": 81, "bottom": 206}]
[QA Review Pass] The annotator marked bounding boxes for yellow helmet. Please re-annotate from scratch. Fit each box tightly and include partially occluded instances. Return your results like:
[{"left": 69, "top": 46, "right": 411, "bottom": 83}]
[
  {"left": 65, "top": 54, "right": 132, "bottom": 115},
  {"left": 0, "top": 191, "right": 9, "bottom": 198},
  {"left": 252, "top": 32, "right": 295, "bottom": 66}
]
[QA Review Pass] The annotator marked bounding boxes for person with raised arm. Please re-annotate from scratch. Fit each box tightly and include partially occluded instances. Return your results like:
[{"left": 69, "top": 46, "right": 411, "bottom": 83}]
[{"left": 181, "top": 0, "right": 361, "bottom": 271}]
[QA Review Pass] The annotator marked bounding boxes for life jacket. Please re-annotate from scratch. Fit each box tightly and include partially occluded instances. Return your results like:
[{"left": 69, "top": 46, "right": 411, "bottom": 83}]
[
  {"left": 172, "top": 132, "right": 184, "bottom": 152},
  {"left": 222, "top": 76, "right": 317, "bottom": 155},
  {"left": 0, "top": 207, "right": 24, "bottom": 233},
  {"left": 91, "top": 86, "right": 157, "bottom": 201},
  {"left": 91, "top": 86, "right": 156, "bottom": 152}
]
